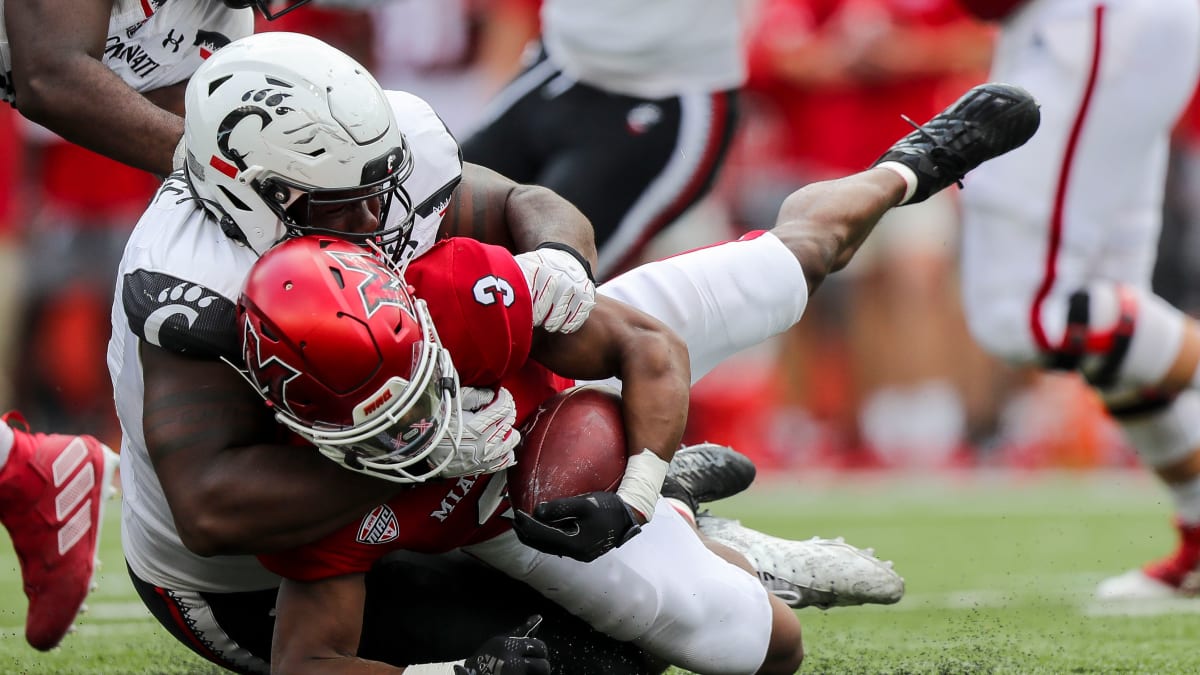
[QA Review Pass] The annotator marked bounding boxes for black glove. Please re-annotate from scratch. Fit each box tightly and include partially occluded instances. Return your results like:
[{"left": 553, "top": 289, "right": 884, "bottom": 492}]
[
  {"left": 511, "top": 491, "right": 643, "bottom": 562},
  {"left": 454, "top": 615, "right": 550, "bottom": 675}
]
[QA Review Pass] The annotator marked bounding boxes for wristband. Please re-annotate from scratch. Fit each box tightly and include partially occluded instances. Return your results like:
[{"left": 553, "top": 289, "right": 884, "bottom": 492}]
[
  {"left": 402, "top": 661, "right": 465, "bottom": 674},
  {"left": 536, "top": 242, "right": 596, "bottom": 283},
  {"left": 616, "top": 449, "right": 669, "bottom": 522}
]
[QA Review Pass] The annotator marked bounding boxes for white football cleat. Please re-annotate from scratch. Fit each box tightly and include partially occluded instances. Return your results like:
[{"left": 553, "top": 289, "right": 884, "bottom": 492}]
[
  {"left": 697, "top": 514, "right": 905, "bottom": 609},
  {"left": 1096, "top": 568, "right": 1193, "bottom": 601}
]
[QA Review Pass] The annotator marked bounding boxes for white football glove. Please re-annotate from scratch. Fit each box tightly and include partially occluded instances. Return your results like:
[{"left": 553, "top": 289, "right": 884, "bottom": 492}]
[
  {"left": 432, "top": 386, "right": 520, "bottom": 479},
  {"left": 514, "top": 247, "right": 596, "bottom": 333}
]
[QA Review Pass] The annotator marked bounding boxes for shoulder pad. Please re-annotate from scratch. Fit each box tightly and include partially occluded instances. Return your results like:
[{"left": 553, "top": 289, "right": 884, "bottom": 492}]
[{"left": 122, "top": 269, "right": 240, "bottom": 361}]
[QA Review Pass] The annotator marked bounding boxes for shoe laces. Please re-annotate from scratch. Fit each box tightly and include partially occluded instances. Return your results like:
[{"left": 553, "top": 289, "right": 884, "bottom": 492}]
[
  {"left": 1, "top": 410, "right": 30, "bottom": 433},
  {"left": 901, "top": 114, "right": 966, "bottom": 190}
]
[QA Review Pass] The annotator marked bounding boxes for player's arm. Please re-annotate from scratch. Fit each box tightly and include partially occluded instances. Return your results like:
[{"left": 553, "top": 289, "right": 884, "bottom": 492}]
[
  {"left": 271, "top": 574, "right": 399, "bottom": 674},
  {"left": 272, "top": 575, "right": 550, "bottom": 675},
  {"left": 532, "top": 297, "right": 691, "bottom": 470},
  {"left": 5, "top": 0, "right": 183, "bottom": 176},
  {"left": 440, "top": 162, "right": 598, "bottom": 271},
  {"left": 140, "top": 343, "right": 401, "bottom": 556},
  {"left": 510, "top": 297, "right": 689, "bottom": 560}
]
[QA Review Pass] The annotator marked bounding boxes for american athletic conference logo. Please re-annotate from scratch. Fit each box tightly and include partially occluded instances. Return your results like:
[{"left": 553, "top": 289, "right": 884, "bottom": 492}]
[{"left": 357, "top": 505, "right": 399, "bottom": 544}]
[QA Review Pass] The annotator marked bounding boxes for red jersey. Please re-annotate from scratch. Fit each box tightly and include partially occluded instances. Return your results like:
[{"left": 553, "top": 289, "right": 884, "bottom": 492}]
[{"left": 259, "top": 238, "right": 574, "bottom": 581}]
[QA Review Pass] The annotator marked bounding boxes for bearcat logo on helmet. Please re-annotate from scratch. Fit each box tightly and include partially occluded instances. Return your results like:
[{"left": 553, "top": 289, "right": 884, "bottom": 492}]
[{"left": 210, "top": 88, "right": 295, "bottom": 179}]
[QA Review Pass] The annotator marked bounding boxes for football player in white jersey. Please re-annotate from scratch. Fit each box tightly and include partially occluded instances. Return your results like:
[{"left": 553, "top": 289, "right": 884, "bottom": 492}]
[
  {"left": 0, "top": 0, "right": 597, "bottom": 654},
  {"left": 955, "top": 0, "right": 1200, "bottom": 601},
  {"left": 462, "top": 0, "right": 744, "bottom": 281},
  {"left": 109, "top": 31, "right": 1037, "bottom": 675}
]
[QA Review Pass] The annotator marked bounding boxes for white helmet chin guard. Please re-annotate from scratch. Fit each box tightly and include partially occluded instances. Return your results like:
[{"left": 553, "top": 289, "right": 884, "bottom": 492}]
[{"left": 183, "top": 32, "right": 415, "bottom": 258}]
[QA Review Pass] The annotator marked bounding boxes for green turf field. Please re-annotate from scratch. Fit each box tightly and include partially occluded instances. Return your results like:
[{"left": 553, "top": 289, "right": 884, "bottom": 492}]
[{"left": 2, "top": 470, "right": 1198, "bottom": 674}]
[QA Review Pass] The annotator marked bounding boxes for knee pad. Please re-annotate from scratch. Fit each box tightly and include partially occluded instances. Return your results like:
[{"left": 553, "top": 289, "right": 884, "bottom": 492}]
[
  {"left": 1044, "top": 283, "right": 1183, "bottom": 389},
  {"left": 1104, "top": 388, "right": 1200, "bottom": 469}
]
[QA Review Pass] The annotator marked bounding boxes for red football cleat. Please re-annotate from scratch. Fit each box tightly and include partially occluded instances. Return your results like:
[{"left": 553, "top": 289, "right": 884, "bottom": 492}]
[
  {"left": 1143, "top": 519, "right": 1200, "bottom": 591},
  {"left": 1096, "top": 518, "right": 1200, "bottom": 600},
  {"left": 0, "top": 412, "right": 119, "bottom": 650}
]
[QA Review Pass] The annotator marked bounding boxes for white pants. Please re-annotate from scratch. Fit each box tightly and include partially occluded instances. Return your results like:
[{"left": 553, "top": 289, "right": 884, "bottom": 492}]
[
  {"left": 465, "top": 500, "right": 774, "bottom": 675},
  {"left": 959, "top": 0, "right": 1200, "bottom": 362},
  {"left": 470, "top": 229, "right": 806, "bottom": 667},
  {"left": 597, "top": 231, "right": 809, "bottom": 385},
  {"left": 464, "top": 232, "right": 807, "bottom": 673}
]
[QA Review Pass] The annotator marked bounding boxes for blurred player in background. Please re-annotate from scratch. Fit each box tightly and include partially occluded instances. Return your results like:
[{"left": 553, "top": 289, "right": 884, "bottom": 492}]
[
  {"left": 953, "top": 0, "right": 1200, "bottom": 600},
  {"left": 461, "top": 0, "right": 745, "bottom": 280}
]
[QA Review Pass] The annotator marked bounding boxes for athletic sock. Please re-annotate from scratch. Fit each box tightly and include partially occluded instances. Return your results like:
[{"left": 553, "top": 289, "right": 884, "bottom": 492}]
[{"left": 875, "top": 161, "right": 919, "bottom": 205}]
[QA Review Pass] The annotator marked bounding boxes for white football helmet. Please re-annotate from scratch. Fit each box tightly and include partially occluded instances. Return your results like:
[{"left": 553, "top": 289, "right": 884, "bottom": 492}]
[{"left": 183, "top": 32, "right": 415, "bottom": 258}]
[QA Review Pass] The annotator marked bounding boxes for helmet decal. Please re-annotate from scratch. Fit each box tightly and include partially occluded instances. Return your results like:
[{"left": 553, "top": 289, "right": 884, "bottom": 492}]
[
  {"left": 324, "top": 248, "right": 412, "bottom": 320},
  {"left": 241, "top": 315, "right": 303, "bottom": 417}
]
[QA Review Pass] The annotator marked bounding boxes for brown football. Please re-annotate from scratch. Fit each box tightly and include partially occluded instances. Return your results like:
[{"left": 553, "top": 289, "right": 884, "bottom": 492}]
[{"left": 507, "top": 385, "right": 627, "bottom": 514}]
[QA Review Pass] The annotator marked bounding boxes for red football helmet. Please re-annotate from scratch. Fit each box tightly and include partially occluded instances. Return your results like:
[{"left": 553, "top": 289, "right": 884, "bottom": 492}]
[{"left": 237, "top": 235, "right": 461, "bottom": 482}]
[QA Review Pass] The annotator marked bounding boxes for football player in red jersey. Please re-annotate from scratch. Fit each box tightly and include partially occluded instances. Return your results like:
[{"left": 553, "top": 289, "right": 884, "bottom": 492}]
[
  {"left": 233, "top": 77, "right": 1043, "bottom": 675},
  {"left": 239, "top": 234, "right": 805, "bottom": 675},
  {"left": 112, "top": 31, "right": 1036, "bottom": 675}
]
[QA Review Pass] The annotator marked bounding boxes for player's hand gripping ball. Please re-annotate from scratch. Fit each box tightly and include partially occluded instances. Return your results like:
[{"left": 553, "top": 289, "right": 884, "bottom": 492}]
[{"left": 508, "top": 386, "right": 641, "bottom": 562}]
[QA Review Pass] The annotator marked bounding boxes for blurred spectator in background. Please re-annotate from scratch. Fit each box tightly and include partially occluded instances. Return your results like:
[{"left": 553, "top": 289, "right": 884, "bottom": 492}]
[
  {"left": 695, "top": 0, "right": 1001, "bottom": 469},
  {"left": 0, "top": 106, "right": 22, "bottom": 413},
  {"left": 952, "top": 0, "right": 1200, "bottom": 601},
  {"left": 369, "top": 0, "right": 535, "bottom": 137},
  {"left": 13, "top": 128, "right": 157, "bottom": 447},
  {"left": 461, "top": 0, "right": 746, "bottom": 281}
]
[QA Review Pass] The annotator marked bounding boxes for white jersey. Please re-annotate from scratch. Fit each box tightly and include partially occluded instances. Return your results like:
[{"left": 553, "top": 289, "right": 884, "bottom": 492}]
[
  {"left": 110, "top": 90, "right": 463, "bottom": 592},
  {"left": 540, "top": 0, "right": 745, "bottom": 99},
  {"left": 1, "top": 0, "right": 251, "bottom": 106}
]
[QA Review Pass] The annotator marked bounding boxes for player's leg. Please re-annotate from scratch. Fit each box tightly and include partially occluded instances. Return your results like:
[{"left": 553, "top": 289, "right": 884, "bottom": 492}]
[
  {"left": 132, "top": 555, "right": 662, "bottom": 675},
  {"left": 129, "top": 566, "right": 275, "bottom": 674},
  {"left": 959, "top": 0, "right": 1200, "bottom": 599},
  {"left": 663, "top": 443, "right": 904, "bottom": 609},
  {"left": 0, "top": 413, "right": 118, "bottom": 650},
  {"left": 459, "top": 46, "right": 556, "bottom": 184},
  {"left": 362, "top": 549, "right": 660, "bottom": 675},
  {"left": 598, "top": 81, "right": 1040, "bottom": 385},
  {"left": 465, "top": 500, "right": 802, "bottom": 675}
]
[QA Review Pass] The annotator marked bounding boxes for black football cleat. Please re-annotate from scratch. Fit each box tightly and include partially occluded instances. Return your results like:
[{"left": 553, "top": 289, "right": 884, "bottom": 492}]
[
  {"left": 873, "top": 82, "right": 1040, "bottom": 204},
  {"left": 661, "top": 442, "right": 757, "bottom": 515}
]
